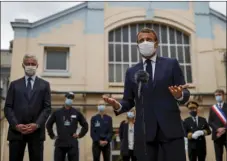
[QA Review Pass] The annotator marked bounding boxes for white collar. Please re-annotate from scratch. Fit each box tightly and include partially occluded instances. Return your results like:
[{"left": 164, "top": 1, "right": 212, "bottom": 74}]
[
  {"left": 142, "top": 54, "right": 157, "bottom": 65},
  {"left": 191, "top": 116, "right": 198, "bottom": 120},
  {"left": 25, "top": 75, "right": 36, "bottom": 81},
  {"left": 217, "top": 102, "right": 224, "bottom": 107}
]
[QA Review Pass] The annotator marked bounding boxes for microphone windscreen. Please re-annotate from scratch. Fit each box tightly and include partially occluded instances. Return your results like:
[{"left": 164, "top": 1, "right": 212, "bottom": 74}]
[{"left": 135, "top": 70, "right": 149, "bottom": 84}]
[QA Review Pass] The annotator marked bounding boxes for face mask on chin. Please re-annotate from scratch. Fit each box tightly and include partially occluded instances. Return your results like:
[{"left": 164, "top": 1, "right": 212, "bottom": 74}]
[
  {"left": 24, "top": 65, "right": 37, "bottom": 76},
  {"left": 138, "top": 41, "right": 156, "bottom": 57}
]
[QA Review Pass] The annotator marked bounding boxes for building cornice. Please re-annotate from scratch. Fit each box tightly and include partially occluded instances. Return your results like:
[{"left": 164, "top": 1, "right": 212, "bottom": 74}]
[{"left": 11, "top": 2, "right": 88, "bottom": 29}]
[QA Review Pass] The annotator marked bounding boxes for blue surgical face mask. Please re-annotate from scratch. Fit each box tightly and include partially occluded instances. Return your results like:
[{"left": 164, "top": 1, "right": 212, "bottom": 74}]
[
  {"left": 215, "top": 96, "right": 223, "bottom": 103},
  {"left": 98, "top": 105, "right": 105, "bottom": 112},
  {"left": 127, "top": 112, "right": 135, "bottom": 118},
  {"left": 65, "top": 98, "right": 73, "bottom": 106}
]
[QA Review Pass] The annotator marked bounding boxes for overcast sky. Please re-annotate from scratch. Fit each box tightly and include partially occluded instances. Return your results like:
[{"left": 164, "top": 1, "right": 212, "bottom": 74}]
[{"left": 1, "top": 2, "right": 226, "bottom": 49}]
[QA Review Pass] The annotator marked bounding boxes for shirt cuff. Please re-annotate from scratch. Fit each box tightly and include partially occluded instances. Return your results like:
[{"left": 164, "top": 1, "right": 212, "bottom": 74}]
[
  {"left": 176, "top": 92, "right": 184, "bottom": 101},
  {"left": 114, "top": 103, "right": 122, "bottom": 112}
]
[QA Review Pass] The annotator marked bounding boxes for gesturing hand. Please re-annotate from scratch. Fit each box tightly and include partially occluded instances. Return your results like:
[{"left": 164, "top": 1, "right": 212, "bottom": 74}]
[
  {"left": 102, "top": 95, "right": 121, "bottom": 110},
  {"left": 168, "top": 84, "right": 189, "bottom": 99}
]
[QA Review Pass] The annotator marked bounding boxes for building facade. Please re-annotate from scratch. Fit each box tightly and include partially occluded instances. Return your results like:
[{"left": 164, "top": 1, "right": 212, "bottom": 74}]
[{"left": 2, "top": 2, "right": 226, "bottom": 161}]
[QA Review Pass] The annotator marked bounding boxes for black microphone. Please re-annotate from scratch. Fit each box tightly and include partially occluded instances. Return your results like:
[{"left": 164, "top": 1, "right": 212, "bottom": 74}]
[
  {"left": 135, "top": 70, "right": 149, "bottom": 99},
  {"left": 135, "top": 70, "right": 149, "bottom": 157}
]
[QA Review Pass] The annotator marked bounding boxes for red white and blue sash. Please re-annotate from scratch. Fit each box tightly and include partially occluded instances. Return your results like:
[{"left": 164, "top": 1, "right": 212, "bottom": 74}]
[{"left": 211, "top": 104, "right": 227, "bottom": 125}]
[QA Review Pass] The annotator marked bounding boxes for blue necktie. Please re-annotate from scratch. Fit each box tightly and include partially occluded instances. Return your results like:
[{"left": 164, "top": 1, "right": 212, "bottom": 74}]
[
  {"left": 27, "top": 77, "right": 32, "bottom": 98},
  {"left": 145, "top": 59, "right": 153, "bottom": 83}
]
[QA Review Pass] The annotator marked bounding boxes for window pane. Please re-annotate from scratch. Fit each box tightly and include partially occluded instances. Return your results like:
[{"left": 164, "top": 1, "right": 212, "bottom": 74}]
[
  {"left": 131, "top": 45, "right": 138, "bottom": 62},
  {"left": 145, "top": 23, "right": 152, "bottom": 28},
  {"left": 169, "top": 27, "right": 175, "bottom": 44},
  {"left": 46, "top": 51, "right": 67, "bottom": 70},
  {"left": 153, "top": 24, "right": 160, "bottom": 41},
  {"left": 109, "top": 44, "right": 114, "bottom": 62},
  {"left": 170, "top": 46, "right": 176, "bottom": 59},
  {"left": 161, "top": 25, "right": 167, "bottom": 44},
  {"left": 176, "top": 30, "right": 183, "bottom": 44},
  {"left": 186, "top": 65, "right": 192, "bottom": 83},
  {"left": 109, "top": 31, "right": 114, "bottom": 42},
  {"left": 115, "top": 44, "right": 121, "bottom": 62},
  {"left": 109, "top": 64, "right": 114, "bottom": 82},
  {"left": 123, "top": 64, "right": 129, "bottom": 81},
  {"left": 138, "top": 24, "right": 145, "bottom": 31},
  {"left": 115, "top": 28, "right": 121, "bottom": 42},
  {"left": 130, "top": 24, "right": 137, "bottom": 42},
  {"left": 184, "top": 46, "right": 191, "bottom": 63},
  {"left": 180, "top": 65, "right": 185, "bottom": 76},
  {"left": 183, "top": 34, "right": 189, "bottom": 44},
  {"left": 123, "top": 26, "right": 129, "bottom": 42},
  {"left": 123, "top": 45, "right": 129, "bottom": 62},
  {"left": 157, "top": 45, "right": 161, "bottom": 56},
  {"left": 162, "top": 46, "right": 168, "bottom": 57},
  {"left": 177, "top": 46, "right": 183, "bottom": 63},
  {"left": 115, "top": 64, "right": 122, "bottom": 82}
]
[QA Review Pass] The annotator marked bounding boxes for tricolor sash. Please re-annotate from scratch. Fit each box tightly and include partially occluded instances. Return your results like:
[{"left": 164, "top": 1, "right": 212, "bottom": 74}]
[{"left": 211, "top": 104, "right": 227, "bottom": 125}]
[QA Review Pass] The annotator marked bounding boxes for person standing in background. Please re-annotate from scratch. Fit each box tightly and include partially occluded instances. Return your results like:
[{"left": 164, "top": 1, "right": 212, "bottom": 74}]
[
  {"left": 119, "top": 110, "right": 137, "bottom": 161},
  {"left": 183, "top": 101, "right": 211, "bottom": 161},
  {"left": 208, "top": 89, "right": 227, "bottom": 161},
  {"left": 4, "top": 54, "right": 51, "bottom": 161},
  {"left": 46, "top": 92, "right": 88, "bottom": 161},
  {"left": 90, "top": 101, "right": 113, "bottom": 161}
]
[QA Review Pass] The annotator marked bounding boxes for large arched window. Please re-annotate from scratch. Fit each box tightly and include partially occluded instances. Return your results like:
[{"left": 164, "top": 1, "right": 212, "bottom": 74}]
[{"left": 108, "top": 23, "right": 192, "bottom": 83}]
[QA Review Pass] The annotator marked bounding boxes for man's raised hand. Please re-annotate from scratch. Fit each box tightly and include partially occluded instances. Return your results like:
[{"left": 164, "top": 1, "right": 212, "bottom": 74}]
[{"left": 102, "top": 95, "right": 121, "bottom": 110}]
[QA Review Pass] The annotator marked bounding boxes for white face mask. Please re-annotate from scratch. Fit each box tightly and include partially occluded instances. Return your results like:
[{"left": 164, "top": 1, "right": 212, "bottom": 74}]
[
  {"left": 24, "top": 65, "right": 37, "bottom": 76},
  {"left": 138, "top": 41, "right": 156, "bottom": 57}
]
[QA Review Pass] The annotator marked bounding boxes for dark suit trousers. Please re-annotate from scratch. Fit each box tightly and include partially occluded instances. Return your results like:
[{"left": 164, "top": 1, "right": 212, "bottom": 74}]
[
  {"left": 214, "top": 134, "right": 227, "bottom": 161},
  {"left": 138, "top": 123, "right": 186, "bottom": 161},
  {"left": 92, "top": 142, "right": 110, "bottom": 161},
  {"left": 9, "top": 136, "right": 44, "bottom": 161},
  {"left": 54, "top": 146, "right": 79, "bottom": 161},
  {"left": 122, "top": 150, "right": 137, "bottom": 161},
  {"left": 188, "top": 148, "right": 206, "bottom": 161}
]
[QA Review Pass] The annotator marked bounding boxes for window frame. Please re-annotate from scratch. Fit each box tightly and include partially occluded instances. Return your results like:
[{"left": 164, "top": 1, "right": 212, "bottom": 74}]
[
  {"left": 108, "top": 23, "right": 192, "bottom": 84},
  {"left": 44, "top": 47, "right": 70, "bottom": 73}
]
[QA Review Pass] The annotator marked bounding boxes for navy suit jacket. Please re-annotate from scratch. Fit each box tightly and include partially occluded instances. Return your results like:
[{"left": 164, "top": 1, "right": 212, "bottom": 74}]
[
  {"left": 119, "top": 120, "right": 136, "bottom": 156},
  {"left": 115, "top": 57, "right": 190, "bottom": 143},
  {"left": 4, "top": 76, "right": 51, "bottom": 141},
  {"left": 90, "top": 114, "right": 113, "bottom": 143}
]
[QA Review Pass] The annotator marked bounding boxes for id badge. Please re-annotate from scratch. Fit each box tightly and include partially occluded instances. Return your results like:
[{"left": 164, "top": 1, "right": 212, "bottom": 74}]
[
  {"left": 64, "top": 120, "right": 71, "bottom": 126},
  {"left": 95, "top": 121, "right": 100, "bottom": 127}
]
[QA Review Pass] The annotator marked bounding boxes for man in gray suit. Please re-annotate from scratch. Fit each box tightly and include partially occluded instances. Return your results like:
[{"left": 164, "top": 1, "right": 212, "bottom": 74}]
[{"left": 4, "top": 54, "right": 51, "bottom": 161}]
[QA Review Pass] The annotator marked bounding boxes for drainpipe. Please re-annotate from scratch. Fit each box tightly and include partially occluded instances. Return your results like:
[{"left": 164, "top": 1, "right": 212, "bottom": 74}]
[
  {"left": 224, "top": 52, "right": 227, "bottom": 101},
  {"left": 0, "top": 87, "right": 2, "bottom": 161}
]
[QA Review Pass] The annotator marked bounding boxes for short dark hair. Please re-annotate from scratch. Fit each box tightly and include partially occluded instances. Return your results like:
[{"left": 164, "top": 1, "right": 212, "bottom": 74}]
[
  {"left": 137, "top": 27, "right": 159, "bottom": 43},
  {"left": 214, "top": 89, "right": 225, "bottom": 95}
]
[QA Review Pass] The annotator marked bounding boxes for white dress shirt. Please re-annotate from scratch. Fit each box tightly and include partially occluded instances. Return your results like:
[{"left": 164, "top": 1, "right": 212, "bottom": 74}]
[
  {"left": 25, "top": 75, "right": 36, "bottom": 89},
  {"left": 217, "top": 102, "right": 224, "bottom": 109},
  {"left": 128, "top": 124, "right": 134, "bottom": 150},
  {"left": 192, "top": 116, "right": 198, "bottom": 126},
  {"left": 142, "top": 55, "right": 157, "bottom": 80}
]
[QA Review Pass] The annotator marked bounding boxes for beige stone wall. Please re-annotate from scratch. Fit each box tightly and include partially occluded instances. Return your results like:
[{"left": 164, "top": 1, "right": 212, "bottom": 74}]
[{"left": 6, "top": 2, "right": 226, "bottom": 161}]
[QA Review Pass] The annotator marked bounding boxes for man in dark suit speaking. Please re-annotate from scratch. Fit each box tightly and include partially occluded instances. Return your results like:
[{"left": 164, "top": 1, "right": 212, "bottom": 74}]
[
  {"left": 4, "top": 54, "right": 51, "bottom": 161},
  {"left": 103, "top": 27, "right": 190, "bottom": 161}
]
